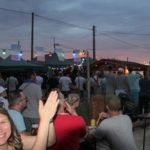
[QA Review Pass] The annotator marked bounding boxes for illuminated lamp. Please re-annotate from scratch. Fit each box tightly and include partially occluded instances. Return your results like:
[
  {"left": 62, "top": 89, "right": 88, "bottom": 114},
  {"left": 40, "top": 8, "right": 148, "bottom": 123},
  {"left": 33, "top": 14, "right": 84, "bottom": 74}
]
[
  {"left": 18, "top": 51, "right": 23, "bottom": 57},
  {"left": 125, "top": 66, "right": 129, "bottom": 75},
  {"left": 48, "top": 52, "right": 52, "bottom": 56},
  {"left": 2, "top": 49, "right": 6, "bottom": 55}
]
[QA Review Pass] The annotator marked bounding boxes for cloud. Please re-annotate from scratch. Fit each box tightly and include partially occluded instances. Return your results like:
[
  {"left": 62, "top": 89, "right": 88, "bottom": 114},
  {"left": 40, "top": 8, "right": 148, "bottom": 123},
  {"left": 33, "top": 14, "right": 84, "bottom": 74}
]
[{"left": 0, "top": 0, "right": 150, "bottom": 63}]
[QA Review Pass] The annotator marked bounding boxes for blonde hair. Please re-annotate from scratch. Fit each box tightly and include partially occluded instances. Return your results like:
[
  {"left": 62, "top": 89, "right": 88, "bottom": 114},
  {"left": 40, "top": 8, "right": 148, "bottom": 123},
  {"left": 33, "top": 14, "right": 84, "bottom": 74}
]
[{"left": 66, "top": 93, "right": 80, "bottom": 106}]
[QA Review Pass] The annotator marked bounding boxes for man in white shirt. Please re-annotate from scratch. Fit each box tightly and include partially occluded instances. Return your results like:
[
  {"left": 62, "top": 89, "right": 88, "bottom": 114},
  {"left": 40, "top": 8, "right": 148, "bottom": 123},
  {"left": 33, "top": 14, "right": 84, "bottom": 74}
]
[
  {"left": 104, "top": 66, "right": 116, "bottom": 95},
  {"left": 127, "top": 67, "right": 141, "bottom": 106},
  {"left": 19, "top": 70, "right": 42, "bottom": 132},
  {"left": 75, "top": 72, "right": 86, "bottom": 99},
  {"left": 59, "top": 71, "right": 72, "bottom": 98},
  {"left": 5, "top": 74, "right": 19, "bottom": 92},
  {"left": 35, "top": 72, "right": 43, "bottom": 88}
]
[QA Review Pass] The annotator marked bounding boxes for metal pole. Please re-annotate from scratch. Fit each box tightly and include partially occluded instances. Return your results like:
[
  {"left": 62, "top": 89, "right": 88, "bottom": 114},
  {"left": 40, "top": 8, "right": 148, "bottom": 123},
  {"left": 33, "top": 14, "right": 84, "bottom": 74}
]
[
  {"left": 143, "top": 117, "right": 146, "bottom": 150},
  {"left": 87, "top": 51, "right": 91, "bottom": 102},
  {"left": 31, "top": 12, "right": 34, "bottom": 60},
  {"left": 93, "top": 25, "right": 96, "bottom": 60},
  {"left": 53, "top": 37, "right": 55, "bottom": 53},
  {"left": 18, "top": 41, "right": 20, "bottom": 46}
]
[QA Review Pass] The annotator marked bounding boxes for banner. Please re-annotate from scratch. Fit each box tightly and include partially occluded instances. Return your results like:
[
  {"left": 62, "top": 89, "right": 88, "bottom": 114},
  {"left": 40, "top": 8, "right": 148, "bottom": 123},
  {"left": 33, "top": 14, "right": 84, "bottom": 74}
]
[
  {"left": 11, "top": 54, "right": 21, "bottom": 61},
  {"left": 55, "top": 48, "right": 65, "bottom": 61},
  {"left": 11, "top": 44, "right": 21, "bottom": 51},
  {"left": 72, "top": 50, "right": 81, "bottom": 62},
  {"left": 35, "top": 47, "right": 44, "bottom": 51}
]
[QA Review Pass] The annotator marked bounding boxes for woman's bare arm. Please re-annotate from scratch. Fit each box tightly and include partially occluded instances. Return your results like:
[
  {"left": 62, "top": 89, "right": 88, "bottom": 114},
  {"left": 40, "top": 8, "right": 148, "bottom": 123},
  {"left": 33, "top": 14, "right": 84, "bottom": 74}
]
[
  {"left": 32, "top": 91, "right": 59, "bottom": 150},
  {"left": 21, "top": 91, "right": 59, "bottom": 150}
]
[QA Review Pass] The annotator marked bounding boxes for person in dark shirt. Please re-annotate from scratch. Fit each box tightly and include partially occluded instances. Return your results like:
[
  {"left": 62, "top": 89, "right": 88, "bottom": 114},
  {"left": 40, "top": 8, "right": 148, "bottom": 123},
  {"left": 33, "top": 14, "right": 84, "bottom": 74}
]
[
  {"left": 139, "top": 69, "right": 150, "bottom": 113},
  {"left": 47, "top": 73, "right": 59, "bottom": 93}
]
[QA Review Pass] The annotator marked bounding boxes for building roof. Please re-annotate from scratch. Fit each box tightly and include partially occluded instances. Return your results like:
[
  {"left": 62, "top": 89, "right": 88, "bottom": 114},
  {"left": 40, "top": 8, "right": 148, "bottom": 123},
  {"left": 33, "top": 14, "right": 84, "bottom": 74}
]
[{"left": 91, "top": 58, "right": 147, "bottom": 71}]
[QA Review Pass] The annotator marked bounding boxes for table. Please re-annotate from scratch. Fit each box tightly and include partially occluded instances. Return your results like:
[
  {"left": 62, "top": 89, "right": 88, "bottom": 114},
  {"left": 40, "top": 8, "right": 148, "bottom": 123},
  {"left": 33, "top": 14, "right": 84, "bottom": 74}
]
[
  {"left": 136, "top": 113, "right": 150, "bottom": 150},
  {"left": 80, "top": 126, "right": 96, "bottom": 150}
]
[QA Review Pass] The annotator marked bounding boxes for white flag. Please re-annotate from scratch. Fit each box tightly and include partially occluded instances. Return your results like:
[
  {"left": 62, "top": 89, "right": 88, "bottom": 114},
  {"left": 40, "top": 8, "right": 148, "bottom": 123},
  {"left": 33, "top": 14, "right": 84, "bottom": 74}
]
[{"left": 55, "top": 48, "right": 65, "bottom": 61}]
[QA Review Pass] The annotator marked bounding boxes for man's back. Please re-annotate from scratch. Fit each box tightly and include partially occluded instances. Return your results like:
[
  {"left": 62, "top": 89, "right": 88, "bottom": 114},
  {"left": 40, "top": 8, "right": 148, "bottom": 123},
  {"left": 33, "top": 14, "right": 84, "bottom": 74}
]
[
  {"left": 92, "top": 114, "right": 137, "bottom": 150},
  {"left": 115, "top": 74, "right": 129, "bottom": 94},
  {"left": 36, "top": 75, "right": 43, "bottom": 87},
  {"left": 75, "top": 76, "right": 86, "bottom": 91},
  {"left": 139, "top": 77, "right": 150, "bottom": 96},
  {"left": 19, "top": 82, "right": 42, "bottom": 118},
  {"left": 6, "top": 76, "right": 18, "bottom": 91},
  {"left": 127, "top": 73, "right": 140, "bottom": 91},
  {"left": 104, "top": 72, "right": 116, "bottom": 94},
  {"left": 59, "top": 76, "right": 72, "bottom": 91}
]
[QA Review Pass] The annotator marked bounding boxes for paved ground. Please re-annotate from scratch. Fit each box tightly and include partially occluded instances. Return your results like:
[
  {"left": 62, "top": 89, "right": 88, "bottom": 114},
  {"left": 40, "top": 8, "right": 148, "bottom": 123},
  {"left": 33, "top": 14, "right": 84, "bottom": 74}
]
[{"left": 134, "top": 126, "right": 150, "bottom": 150}]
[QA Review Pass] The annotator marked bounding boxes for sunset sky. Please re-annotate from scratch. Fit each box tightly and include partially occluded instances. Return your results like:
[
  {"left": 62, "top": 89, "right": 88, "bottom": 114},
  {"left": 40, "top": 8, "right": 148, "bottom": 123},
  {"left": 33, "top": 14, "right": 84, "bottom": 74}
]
[{"left": 0, "top": 0, "right": 150, "bottom": 64}]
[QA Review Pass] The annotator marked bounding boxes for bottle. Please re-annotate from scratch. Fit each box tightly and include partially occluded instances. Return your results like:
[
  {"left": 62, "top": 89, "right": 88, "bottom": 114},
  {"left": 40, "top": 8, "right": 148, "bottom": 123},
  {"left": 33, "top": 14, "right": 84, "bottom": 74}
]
[
  {"left": 142, "top": 107, "right": 145, "bottom": 114},
  {"left": 90, "top": 119, "right": 96, "bottom": 128},
  {"left": 31, "top": 124, "right": 38, "bottom": 135}
]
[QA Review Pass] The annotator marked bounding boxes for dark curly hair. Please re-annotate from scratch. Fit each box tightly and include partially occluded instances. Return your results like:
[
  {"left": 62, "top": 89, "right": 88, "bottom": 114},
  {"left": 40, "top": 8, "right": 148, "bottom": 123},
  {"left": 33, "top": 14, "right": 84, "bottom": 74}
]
[{"left": 0, "top": 107, "right": 23, "bottom": 150}]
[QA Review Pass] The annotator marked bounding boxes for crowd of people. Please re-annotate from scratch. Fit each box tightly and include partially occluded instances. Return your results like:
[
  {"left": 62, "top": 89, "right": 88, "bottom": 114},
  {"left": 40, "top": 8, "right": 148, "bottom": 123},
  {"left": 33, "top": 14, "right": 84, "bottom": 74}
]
[
  {"left": 0, "top": 65, "right": 149, "bottom": 150},
  {"left": 93, "top": 66, "right": 150, "bottom": 113}
]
